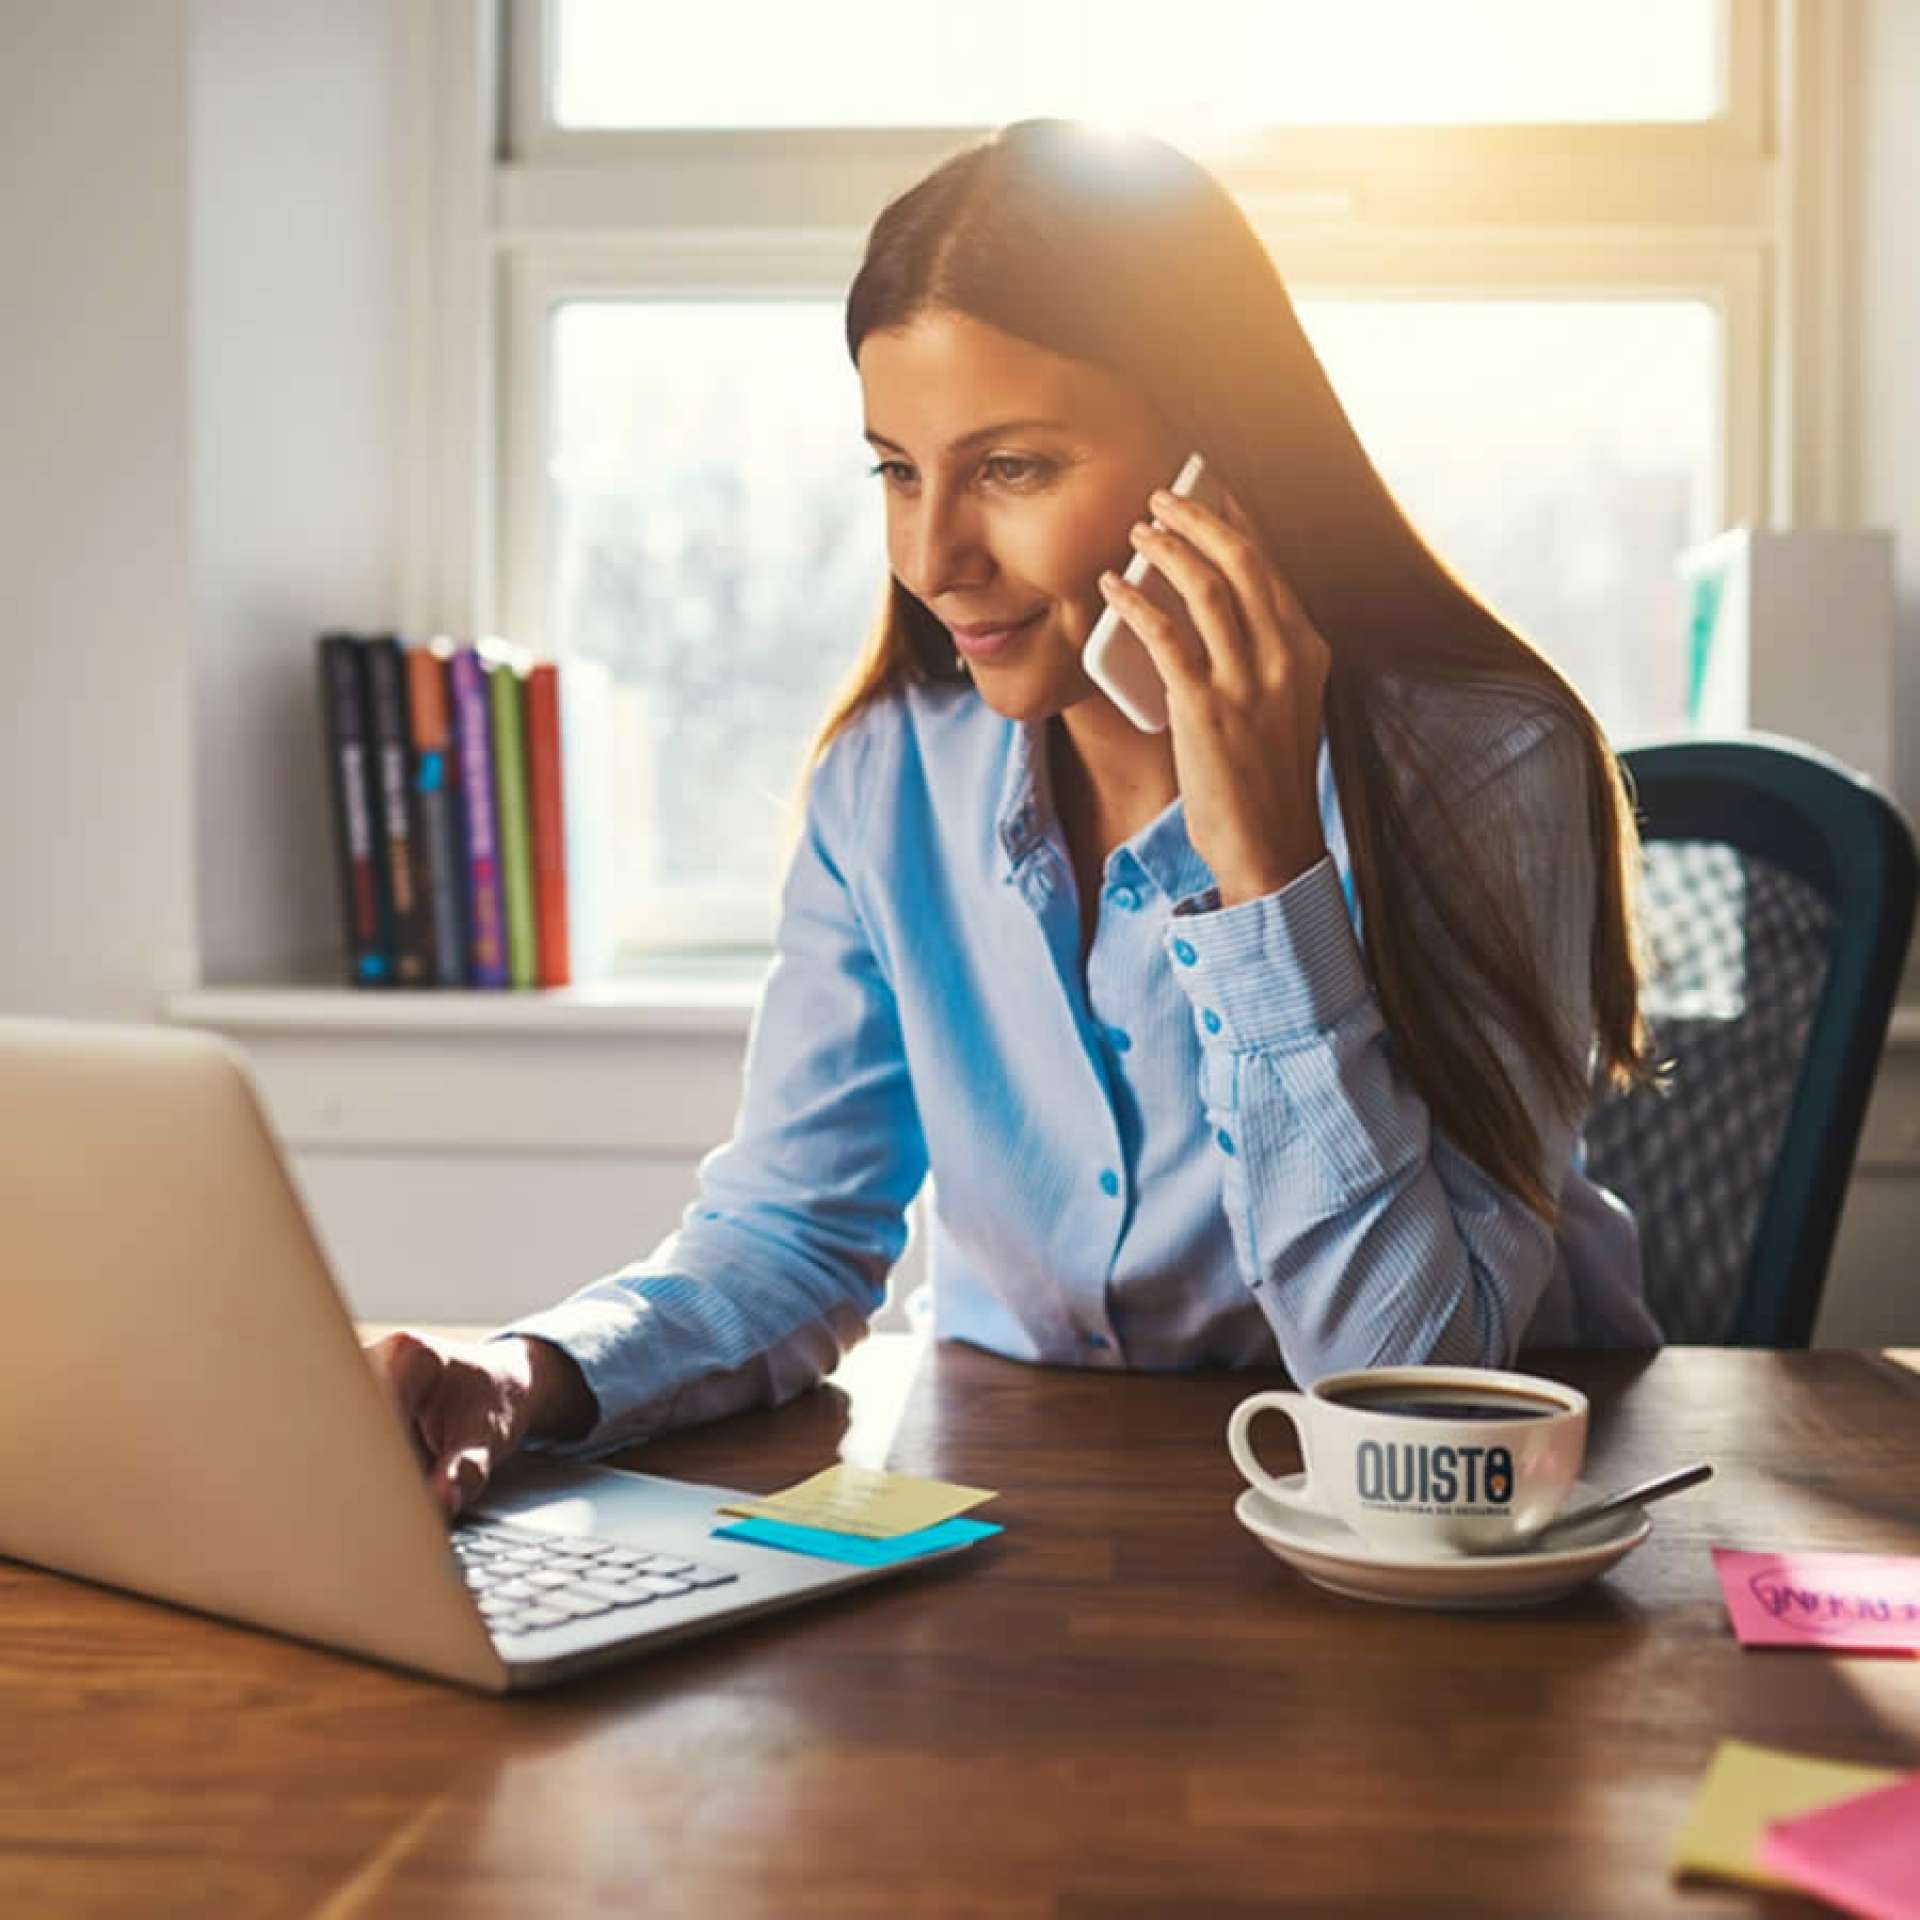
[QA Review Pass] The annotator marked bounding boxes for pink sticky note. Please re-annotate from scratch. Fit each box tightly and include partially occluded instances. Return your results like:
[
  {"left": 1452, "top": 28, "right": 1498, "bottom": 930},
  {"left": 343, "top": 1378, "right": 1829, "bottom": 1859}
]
[
  {"left": 1713, "top": 1548, "right": 1920, "bottom": 1654},
  {"left": 1759, "top": 1774, "right": 1920, "bottom": 1920}
]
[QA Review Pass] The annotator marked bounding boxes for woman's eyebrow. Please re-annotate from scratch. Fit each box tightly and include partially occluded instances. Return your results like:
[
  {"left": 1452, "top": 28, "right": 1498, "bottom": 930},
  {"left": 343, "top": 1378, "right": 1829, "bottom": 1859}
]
[{"left": 863, "top": 417, "right": 1073, "bottom": 455}]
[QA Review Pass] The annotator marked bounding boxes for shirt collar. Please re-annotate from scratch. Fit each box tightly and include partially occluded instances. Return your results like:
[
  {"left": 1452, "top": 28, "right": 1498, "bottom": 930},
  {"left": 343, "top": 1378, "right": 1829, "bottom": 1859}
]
[
  {"left": 993, "top": 715, "right": 1214, "bottom": 903},
  {"left": 992, "top": 713, "right": 1348, "bottom": 918},
  {"left": 1124, "top": 792, "right": 1215, "bottom": 906},
  {"left": 994, "top": 717, "right": 1048, "bottom": 870}
]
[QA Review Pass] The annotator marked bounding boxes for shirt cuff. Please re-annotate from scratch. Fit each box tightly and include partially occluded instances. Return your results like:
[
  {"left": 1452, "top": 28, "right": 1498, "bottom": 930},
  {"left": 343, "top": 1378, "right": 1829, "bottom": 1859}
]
[
  {"left": 1164, "top": 855, "right": 1370, "bottom": 1047},
  {"left": 488, "top": 1295, "right": 668, "bottom": 1459}
]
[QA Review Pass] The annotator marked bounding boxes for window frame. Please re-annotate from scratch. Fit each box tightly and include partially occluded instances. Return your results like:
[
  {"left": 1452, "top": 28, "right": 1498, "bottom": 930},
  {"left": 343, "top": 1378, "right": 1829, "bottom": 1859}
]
[
  {"left": 505, "top": 0, "right": 1771, "bottom": 177},
  {"left": 399, "top": 0, "right": 1842, "bottom": 956}
]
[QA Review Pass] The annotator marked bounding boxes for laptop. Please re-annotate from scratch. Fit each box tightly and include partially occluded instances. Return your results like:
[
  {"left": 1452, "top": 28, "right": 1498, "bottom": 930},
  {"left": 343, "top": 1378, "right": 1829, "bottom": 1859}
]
[{"left": 0, "top": 1017, "right": 977, "bottom": 1692}]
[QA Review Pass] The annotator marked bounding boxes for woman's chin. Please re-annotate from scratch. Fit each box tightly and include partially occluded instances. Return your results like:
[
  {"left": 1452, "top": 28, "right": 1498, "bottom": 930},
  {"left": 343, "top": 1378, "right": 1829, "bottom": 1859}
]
[{"left": 962, "top": 663, "right": 1078, "bottom": 725}]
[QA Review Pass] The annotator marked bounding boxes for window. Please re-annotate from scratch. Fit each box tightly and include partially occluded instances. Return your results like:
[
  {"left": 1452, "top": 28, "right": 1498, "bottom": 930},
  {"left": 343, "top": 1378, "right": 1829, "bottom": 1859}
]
[
  {"left": 548, "top": 0, "right": 1721, "bottom": 130},
  {"left": 545, "top": 300, "right": 875, "bottom": 946},
  {"left": 413, "top": 0, "right": 1800, "bottom": 956},
  {"left": 1296, "top": 298, "right": 1722, "bottom": 742}
]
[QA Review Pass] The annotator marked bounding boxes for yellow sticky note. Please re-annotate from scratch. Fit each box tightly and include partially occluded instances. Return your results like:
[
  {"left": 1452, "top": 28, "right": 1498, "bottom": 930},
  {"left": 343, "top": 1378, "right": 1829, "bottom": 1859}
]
[
  {"left": 1669, "top": 1739, "right": 1902, "bottom": 1889},
  {"left": 716, "top": 1464, "right": 997, "bottom": 1540}
]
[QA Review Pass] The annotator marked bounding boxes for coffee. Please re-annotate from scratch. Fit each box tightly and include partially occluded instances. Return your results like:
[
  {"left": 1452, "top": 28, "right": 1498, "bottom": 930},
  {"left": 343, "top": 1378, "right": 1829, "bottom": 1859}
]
[{"left": 1328, "top": 1385, "right": 1559, "bottom": 1422}]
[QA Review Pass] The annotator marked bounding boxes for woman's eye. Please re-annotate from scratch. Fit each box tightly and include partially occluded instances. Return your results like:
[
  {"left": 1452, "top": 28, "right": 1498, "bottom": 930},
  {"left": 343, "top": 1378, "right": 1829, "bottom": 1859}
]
[
  {"left": 866, "top": 454, "right": 1053, "bottom": 490},
  {"left": 983, "top": 455, "right": 1051, "bottom": 487}
]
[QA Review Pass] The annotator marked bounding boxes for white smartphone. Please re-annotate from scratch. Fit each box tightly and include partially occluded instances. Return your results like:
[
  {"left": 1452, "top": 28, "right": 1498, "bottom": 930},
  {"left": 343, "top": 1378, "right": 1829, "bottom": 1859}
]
[{"left": 1081, "top": 451, "right": 1233, "bottom": 732}]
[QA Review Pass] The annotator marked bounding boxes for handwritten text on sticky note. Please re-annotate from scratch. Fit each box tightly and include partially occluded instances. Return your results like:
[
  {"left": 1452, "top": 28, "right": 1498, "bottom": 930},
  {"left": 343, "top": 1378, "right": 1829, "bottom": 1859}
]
[
  {"left": 1713, "top": 1548, "right": 1920, "bottom": 1653},
  {"left": 716, "top": 1464, "right": 997, "bottom": 1540}
]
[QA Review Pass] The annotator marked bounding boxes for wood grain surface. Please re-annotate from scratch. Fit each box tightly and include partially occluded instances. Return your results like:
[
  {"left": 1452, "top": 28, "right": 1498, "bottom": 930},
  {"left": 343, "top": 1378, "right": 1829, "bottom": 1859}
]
[{"left": 4, "top": 1339, "right": 1918, "bottom": 1919}]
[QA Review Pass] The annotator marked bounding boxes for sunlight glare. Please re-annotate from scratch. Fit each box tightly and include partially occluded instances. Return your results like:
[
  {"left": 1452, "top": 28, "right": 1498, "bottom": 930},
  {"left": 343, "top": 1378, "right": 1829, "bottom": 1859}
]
[{"left": 553, "top": 0, "right": 1718, "bottom": 131}]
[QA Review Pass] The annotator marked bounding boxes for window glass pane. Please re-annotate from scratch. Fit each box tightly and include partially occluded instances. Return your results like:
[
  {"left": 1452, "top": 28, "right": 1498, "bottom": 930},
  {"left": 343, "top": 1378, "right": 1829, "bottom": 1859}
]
[
  {"left": 553, "top": 0, "right": 1720, "bottom": 130},
  {"left": 547, "top": 295, "right": 1719, "bottom": 953},
  {"left": 1295, "top": 298, "right": 1720, "bottom": 743},
  {"left": 548, "top": 301, "right": 879, "bottom": 950}
]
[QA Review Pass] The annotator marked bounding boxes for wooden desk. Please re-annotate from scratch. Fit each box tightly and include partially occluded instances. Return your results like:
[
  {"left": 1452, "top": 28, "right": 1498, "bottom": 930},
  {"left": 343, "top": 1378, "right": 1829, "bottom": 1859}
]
[{"left": 5, "top": 1342, "right": 1919, "bottom": 1918}]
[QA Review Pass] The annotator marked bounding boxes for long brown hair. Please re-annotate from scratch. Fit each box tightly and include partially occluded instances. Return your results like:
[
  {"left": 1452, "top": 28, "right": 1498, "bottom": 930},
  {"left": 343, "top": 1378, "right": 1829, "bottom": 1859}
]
[{"left": 815, "top": 118, "right": 1651, "bottom": 1218}]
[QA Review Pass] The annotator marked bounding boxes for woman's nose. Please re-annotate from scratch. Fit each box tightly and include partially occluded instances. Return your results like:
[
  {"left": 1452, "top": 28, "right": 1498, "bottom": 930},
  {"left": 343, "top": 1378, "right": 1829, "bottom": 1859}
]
[{"left": 897, "top": 497, "right": 989, "bottom": 601}]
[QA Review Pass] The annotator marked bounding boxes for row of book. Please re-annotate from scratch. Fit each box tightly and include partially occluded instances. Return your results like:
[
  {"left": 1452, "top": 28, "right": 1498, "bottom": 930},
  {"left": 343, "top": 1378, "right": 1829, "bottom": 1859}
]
[{"left": 317, "top": 634, "right": 611, "bottom": 988}]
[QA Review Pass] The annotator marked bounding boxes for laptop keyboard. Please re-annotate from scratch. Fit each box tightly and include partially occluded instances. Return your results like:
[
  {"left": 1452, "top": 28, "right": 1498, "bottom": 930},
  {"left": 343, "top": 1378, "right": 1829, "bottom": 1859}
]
[{"left": 451, "top": 1518, "right": 739, "bottom": 1640}]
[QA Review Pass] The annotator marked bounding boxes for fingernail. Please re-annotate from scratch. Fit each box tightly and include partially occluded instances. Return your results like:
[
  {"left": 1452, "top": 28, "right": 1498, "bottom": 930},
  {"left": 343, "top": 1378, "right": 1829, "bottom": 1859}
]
[
  {"left": 1099, "top": 569, "right": 1120, "bottom": 590},
  {"left": 1128, "top": 522, "right": 1150, "bottom": 543},
  {"left": 1149, "top": 490, "right": 1175, "bottom": 510}
]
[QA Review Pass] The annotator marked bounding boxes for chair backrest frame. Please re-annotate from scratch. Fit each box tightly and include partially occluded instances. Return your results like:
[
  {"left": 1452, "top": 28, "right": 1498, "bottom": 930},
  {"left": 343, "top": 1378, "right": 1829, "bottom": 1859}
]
[{"left": 1617, "top": 735, "right": 1916, "bottom": 1345}]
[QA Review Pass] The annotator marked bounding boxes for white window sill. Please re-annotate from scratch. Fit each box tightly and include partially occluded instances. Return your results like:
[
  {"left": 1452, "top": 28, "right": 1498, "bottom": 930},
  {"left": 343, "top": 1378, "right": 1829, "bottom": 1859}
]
[
  {"left": 167, "top": 965, "right": 767, "bottom": 1040},
  {"left": 167, "top": 981, "right": 1920, "bottom": 1047},
  {"left": 167, "top": 973, "right": 763, "bottom": 1154}
]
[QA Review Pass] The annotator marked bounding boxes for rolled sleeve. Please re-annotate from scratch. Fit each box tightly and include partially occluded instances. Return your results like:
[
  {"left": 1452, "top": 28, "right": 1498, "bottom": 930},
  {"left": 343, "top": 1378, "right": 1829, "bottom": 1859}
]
[
  {"left": 489, "top": 726, "right": 928, "bottom": 1458},
  {"left": 1159, "top": 718, "right": 1607, "bottom": 1381}
]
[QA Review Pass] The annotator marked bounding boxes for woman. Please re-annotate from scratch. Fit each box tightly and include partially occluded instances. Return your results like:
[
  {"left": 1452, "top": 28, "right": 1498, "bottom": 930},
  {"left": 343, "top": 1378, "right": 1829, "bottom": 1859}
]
[{"left": 370, "top": 119, "right": 1661, "bottom": 1518}]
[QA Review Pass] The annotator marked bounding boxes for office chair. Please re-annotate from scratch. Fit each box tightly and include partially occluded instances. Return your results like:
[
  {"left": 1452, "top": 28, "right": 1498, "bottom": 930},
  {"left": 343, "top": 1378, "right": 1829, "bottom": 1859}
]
[{"left": 1581, "top": 735, "right": 1917, "bottom": 1345}]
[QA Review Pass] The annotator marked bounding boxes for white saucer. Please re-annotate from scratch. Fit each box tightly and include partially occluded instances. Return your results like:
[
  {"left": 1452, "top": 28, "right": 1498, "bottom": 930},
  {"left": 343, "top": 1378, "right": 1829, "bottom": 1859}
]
[{"left": 1235, "top": 1476, "right": 1652, "bottom": 1611}]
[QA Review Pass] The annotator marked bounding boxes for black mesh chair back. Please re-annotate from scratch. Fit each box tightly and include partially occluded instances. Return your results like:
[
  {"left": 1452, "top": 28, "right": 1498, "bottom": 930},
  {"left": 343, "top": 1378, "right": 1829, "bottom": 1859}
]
[{"left": 1582, "top": 738, "right": 1915, "bottom": 1345}]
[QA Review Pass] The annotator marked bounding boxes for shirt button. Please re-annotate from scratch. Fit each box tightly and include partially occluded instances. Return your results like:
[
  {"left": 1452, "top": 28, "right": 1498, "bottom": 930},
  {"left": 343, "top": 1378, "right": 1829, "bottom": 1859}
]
[
  {"left": 1082, "top": 1331, "right": 1111, "bottom": 1350},
  {"left": 1106, "top": 1026, "right": 1132, "bottom": 1053},
  {"left": 1216, "top": 1128, "right": 1237, "bottom": 1156},
  {"left": 1098, "top": 1168, "right": 1120, "bottom": 1197},
  {"left": 1109, "top": 884, "right": 1141, "bottom": 912},
  {"left": 1201, "top": 1008, "right": 1223, "bottom": 1036},
  {"left": 1172, "top": 939, "right": 1198, "bottom": 966}
]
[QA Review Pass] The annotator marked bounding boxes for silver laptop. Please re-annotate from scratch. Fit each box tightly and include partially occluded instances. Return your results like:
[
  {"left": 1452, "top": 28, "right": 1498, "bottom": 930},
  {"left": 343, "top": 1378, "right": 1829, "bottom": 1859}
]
[{"left": 0, "top": 1017, "right": 976, "bottom": 1692}]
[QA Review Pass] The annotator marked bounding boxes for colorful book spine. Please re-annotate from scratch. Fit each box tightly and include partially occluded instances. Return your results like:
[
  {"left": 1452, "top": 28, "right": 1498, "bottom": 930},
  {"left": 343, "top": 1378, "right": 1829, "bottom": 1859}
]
[
  {"left": 447, "top": 647, "right": 509, "bottom": 987},
  {"left": 316, "top": 632, "right": 392, "bottom": 986},
  {"left": 483, "top": 643, "right": 538, "bottom": 990},
  {"left": 362, "top": 635, "right": 431, "bottom": 985},
  {"left": 525, "top": 661, "right": 571, "bottom": 989},
  {"left": 406, "top": 642, "right": 467, "bottom": 987}
]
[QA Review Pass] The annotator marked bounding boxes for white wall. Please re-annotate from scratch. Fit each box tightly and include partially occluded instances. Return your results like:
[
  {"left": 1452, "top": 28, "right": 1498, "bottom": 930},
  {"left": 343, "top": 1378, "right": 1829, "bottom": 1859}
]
[
  {"left": 0, "top": 2, "right": 197, "bottom": 1019},
  {"left": 0, "top": 0, "right": 403, "bottom": 1015},
  {"left": 190, "top": 0, "right": 407, "bottom": 983}
]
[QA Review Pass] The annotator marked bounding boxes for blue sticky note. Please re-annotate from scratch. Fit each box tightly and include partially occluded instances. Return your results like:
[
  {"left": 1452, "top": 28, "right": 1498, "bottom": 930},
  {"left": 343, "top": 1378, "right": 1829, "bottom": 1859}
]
[{"left": 713, "top": 1514, "right": 1002, "bottom": 1566}]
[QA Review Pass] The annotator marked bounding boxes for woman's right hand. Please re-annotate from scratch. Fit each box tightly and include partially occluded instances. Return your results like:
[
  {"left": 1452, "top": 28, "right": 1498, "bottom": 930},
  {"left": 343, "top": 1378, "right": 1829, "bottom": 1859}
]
[{"left": 363, "top": 1330, "right": 597, "bottom": 1519}]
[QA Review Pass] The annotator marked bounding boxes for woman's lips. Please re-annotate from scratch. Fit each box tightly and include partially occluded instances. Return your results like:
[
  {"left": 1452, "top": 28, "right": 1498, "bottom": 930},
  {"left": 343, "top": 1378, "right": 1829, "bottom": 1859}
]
[{"left": 947, "top": 607, "right": 1045, "bottom": 661}]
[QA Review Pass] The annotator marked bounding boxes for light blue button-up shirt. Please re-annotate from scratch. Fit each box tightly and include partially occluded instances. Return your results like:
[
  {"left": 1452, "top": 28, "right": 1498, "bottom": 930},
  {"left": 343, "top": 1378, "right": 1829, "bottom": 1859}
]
[{"left": 506, "top": 676, "right": 1660, "bottom": 1455}]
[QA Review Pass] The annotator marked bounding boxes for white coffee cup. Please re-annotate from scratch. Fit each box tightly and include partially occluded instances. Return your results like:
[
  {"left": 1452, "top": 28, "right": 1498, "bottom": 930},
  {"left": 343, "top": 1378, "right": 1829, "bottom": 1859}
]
[{"left": 1227, "top": 1365, "right": 1589, "bottom": 1555}]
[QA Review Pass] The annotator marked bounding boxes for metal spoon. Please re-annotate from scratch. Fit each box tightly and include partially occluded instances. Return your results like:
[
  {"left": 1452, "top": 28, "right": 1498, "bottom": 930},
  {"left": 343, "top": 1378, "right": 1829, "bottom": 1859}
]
[{"left": 1505, "top": 1462, "right": 1714, "bottom": 1552}]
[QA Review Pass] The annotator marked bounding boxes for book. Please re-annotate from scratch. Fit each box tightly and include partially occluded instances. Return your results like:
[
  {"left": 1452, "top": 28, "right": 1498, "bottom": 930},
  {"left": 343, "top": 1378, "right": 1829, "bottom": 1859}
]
[
  {"left": 406, "top": 641, "right": 467, "bottom": 987},
  {"left": 482, "top": 641, "right": 538, "bottom": 990},
  {"left": 446, "top": 646, "right": 509, "bottom": 988},
  {"left": 525, "top": 661, "right": 571, "bottom": 988},
  {"left": 362, "top": 635, "right": 431, "bottom": 985},
  {"left": 559, "top": 657, "right": 616, "bottom": 984},
  {"left": 315, "top": 633, "right": 392, "bottom": 986}
]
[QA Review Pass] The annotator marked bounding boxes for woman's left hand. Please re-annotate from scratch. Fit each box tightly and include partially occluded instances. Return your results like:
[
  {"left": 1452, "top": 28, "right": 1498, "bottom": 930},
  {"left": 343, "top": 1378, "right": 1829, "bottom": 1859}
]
[{"left": 1098, "top": 486, "right": 1331, "bottom": 908}]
